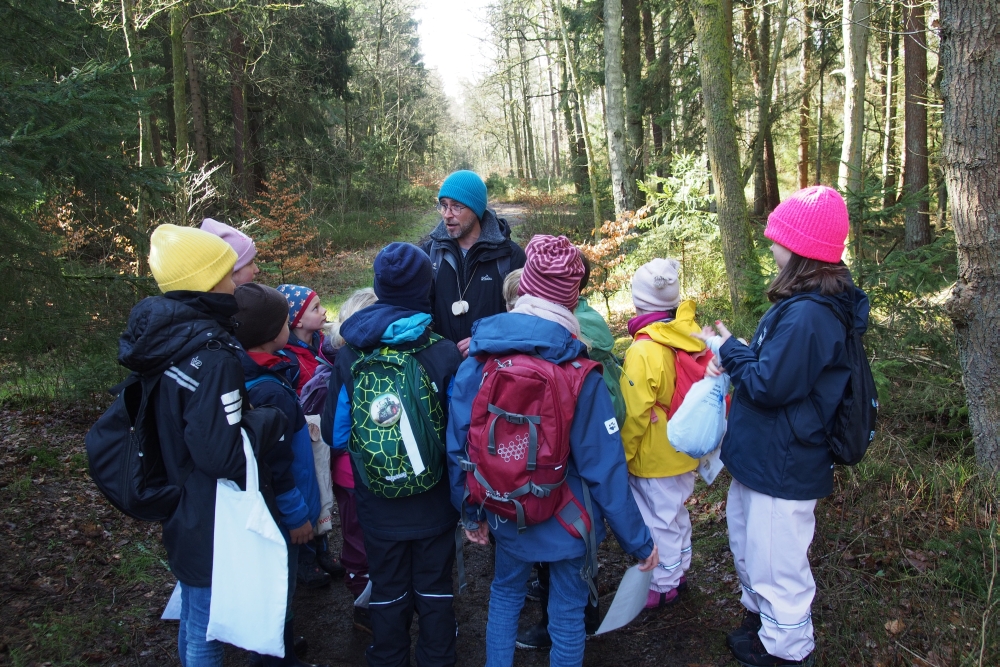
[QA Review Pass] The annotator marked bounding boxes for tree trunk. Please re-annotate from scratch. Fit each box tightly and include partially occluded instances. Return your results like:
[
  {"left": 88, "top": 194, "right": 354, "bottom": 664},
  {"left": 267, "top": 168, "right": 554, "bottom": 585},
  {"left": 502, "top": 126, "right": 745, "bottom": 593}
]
[
  {"left": 556, "top": 0, "right": 601, "bottom": 232},
  {"left": 247, "top": 82, "right": 265, "bottom": 198},
  {"left": 798, "top": 7, "right": 811, "bottom": 189},
  {"left": 815, "top": 14, "right": 826, "bottom": 184},
  {"left": 543, "top": 15, "right": 562, "bottom": 178},
  {"left": 692, "top": 0, "right": 760, "bottom": 314},
  {"left": 903, "top": 1, "right": 931, "bottom": 249},
  {"left": 505, "top": 38, "right": 525, "bottom": 180},
  {"left": 881, "top": 4, "right": 899, "bottom": 208},
  {"left": 642, "top": 1, "right": 661, "bottom": 174},
  {"left": 604, "top": 0, "right": 634, "bottom": 214},
  {"left": 659, "top": 5, "right": 673, "bottom": 175},
  {"left": 838, "top": 0, "right": 869, "bottom": 198},
  {"left": 623, "top": 0, "right": 644, "bottom": 200},
  {"left": 229, "top": 19, "right": 248, "bottom": 199},
  {"left": 170, "top": 5, "right": 189, "bottom": 163},
  {"left": 764, "top": 127, "right": 780, "bottom": 210},
  {"left": 941, "top": 0, "right": 1000, "bottom": 471},
  {"left": 518, "top": 36, "right": 538, "bottom": 181},
  {"left": 184, "top": 19, "right": 210, "bottom": 168},
  {"left": 838, "top": 0, "right": 869, "bottom": 268}
]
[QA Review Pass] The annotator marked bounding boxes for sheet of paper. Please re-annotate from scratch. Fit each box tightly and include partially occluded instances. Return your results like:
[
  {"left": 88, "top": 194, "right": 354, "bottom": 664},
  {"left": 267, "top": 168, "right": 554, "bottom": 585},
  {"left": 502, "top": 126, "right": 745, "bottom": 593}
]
[
  {"left": 398, "top": 407, "right": 426, "bottom": 476},
  {"left": 354, "top": 579, "right": 372, "bottom": 609},
  {"left": 595, "top": 565, "right": 653, "bottom": 635},
  {"left": 161, "top": 581, "right": 182, "bottom": 620}
]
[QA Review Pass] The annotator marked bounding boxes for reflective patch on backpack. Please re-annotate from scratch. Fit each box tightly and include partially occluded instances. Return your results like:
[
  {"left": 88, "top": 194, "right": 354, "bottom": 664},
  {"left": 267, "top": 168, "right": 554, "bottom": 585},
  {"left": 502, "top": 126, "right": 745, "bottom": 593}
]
[{"left": 605, "top": 417, "right": 619, "bottom": 435}]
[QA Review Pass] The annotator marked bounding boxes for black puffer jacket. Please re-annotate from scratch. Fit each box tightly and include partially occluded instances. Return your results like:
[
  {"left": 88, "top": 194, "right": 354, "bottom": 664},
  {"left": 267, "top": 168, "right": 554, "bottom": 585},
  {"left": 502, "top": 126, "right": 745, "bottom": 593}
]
[
  {"left": 118, "top": 292, "right": 285, "bottom": 587},
  {"left": 420, "top": 209, "right": 526, "bottom": 343}
]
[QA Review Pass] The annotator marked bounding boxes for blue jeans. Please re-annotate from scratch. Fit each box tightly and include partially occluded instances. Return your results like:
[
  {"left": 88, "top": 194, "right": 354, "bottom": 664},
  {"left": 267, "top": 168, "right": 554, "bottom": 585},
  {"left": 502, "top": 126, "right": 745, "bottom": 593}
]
[
  {"left": 486, "top": 546, "right": 589, "bottom": 667},
  {"left": 178, "top": 583, "right": 224, "bottom": 667}
]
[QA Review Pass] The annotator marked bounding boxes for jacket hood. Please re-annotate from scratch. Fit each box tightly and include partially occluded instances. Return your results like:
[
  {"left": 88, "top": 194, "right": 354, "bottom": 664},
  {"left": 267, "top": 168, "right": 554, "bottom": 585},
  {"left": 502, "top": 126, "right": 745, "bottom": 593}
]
[
  {"left": 469, "top": 312, "right": 589, "bottom": 365},
  {"left": 635, "top": 300, "right": 706, "bottom": 353},
  {"left": 118, "top": 293, "right": 240, "bottom": 375},
  {"left": 428, "top": 208, "right": 509, "bottom": 246},
  {"left": 574, "top": 298, "right": 615, "bottom": 354},
  {"left": 784, "top": 286, "right": 870, "bottom": 335},
  {"left": 240, "top": 348, "right": 298, "bottom": 384},
  {"left": 340, "top": 303, "right": 425, "bottom": 349}
]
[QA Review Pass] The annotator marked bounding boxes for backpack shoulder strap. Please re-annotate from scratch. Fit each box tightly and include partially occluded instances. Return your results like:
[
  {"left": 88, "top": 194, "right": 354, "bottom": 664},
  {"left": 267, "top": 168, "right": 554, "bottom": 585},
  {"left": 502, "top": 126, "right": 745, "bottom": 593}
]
[{"left": 245, "top": 372, "right": 296, "bottom": 398}]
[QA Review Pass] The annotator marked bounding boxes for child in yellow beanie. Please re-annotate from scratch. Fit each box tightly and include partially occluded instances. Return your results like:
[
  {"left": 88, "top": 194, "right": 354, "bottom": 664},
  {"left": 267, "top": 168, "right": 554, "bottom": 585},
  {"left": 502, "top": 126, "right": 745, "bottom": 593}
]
[{"left": 118, "top": 224, "right": 287, "bottom": 665}]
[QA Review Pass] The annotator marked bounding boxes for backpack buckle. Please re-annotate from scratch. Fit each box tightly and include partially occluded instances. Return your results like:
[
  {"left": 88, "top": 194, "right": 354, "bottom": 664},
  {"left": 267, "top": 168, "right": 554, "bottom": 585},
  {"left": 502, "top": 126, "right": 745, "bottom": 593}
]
[{"left": 459, "top": 459, "right": 477, "bottom": 472}]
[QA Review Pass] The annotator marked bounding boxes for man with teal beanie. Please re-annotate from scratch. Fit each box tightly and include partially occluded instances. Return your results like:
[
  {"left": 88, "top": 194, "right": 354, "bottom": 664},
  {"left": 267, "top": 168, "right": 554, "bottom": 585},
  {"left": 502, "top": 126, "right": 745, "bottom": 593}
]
[{"left": 421, "top": 170, "right": 526, "bottom": 355}]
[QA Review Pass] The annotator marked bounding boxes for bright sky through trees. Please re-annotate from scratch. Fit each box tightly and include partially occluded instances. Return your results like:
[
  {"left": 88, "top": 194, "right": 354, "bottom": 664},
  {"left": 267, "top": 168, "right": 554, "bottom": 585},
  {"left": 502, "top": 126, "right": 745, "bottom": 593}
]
[{"left": 414, "top": 0, "right": 493, "bottom": 100}]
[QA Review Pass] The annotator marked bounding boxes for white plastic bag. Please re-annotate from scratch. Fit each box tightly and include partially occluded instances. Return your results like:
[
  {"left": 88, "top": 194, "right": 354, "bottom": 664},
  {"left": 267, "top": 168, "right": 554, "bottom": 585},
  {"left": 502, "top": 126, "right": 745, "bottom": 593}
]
[
  {"left": 305, "top": 415, "right": 333, "bottom": 536},
  {"left": 667, "top": 336, "right": 729, "bottom": 459},
  {"left": 206, "top": 429, "right": 288, "bottom": 657}
]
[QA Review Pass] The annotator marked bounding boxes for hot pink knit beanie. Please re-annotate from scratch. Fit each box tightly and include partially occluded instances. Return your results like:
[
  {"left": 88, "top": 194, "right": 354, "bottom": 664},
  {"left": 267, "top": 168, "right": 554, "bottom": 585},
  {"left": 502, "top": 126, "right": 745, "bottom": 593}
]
[
  {"left": 764, "top": 186, "right": 849, "bottom": 263},
  {"left": 518, "top": 235, "right": 584, "bottom": 310}
]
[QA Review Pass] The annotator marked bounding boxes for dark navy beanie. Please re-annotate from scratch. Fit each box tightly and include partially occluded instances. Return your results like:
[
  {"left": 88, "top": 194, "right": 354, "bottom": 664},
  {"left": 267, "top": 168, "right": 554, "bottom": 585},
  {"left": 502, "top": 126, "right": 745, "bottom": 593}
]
[
  {"left": 438, "top": 170, "right": 488, "bottom": 220},
  {"left": 373, "top": 242, "right": 433, "bottom": 313}
]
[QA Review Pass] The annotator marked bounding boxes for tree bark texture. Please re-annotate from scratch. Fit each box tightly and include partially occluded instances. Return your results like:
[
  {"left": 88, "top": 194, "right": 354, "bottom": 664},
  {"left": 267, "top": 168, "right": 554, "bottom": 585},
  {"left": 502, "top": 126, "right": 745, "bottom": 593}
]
[
  {"left": 838, "top": 0, "right": 869, "bottom": 199},
  {"left": 623, "top": 0, "right": 645, "bottom": 200},
  {"left": 903, "top": 1, "right": 931, "bottom": 249},
  {"left": 692, "top": 0, "right": 760, "bottom": 314},
  {"left": 229, "top": 19, "right": 248, "bottom": 198},
  {"left": 604, "top": 0, "right": 634, "bottom": 214},
  {"left": 881, "top": 5, "right": 899, "bottom": 209},
  {"left": 798, "top": 8, "right": 811, "bottom": 189},
  {"left": 184, "top": 19, "right": 210, "bottom": 168},
  {"left": 170, "top": 5, "right": 189, "bottom": 162},
  {"left": 641, "top": 1, "right": 661, "bottom": 173},
  {"left": 940, "top": 0, "right": 1000, "bottom": 471}
]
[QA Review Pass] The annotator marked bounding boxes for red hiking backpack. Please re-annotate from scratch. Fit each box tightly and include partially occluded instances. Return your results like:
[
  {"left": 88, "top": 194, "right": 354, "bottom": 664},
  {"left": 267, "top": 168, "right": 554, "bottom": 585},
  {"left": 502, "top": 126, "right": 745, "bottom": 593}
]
[
  {"left": 633, "top": 333, "right": 715, "bottom": 421},
  {"left": 459, "top": 353, "right": 602, "bottom": 537}
]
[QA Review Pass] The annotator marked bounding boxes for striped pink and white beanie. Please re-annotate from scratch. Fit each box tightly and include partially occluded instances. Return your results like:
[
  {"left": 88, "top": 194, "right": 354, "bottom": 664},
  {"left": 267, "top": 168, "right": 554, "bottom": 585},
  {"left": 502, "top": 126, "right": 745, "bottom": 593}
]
[{"left": 517, "top": 235, "right": 585, "bottom": 311}]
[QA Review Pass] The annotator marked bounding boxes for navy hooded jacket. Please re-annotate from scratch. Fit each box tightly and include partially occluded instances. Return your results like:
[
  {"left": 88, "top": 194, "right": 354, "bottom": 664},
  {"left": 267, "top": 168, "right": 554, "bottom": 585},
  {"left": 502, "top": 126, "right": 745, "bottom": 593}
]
[
  {"left": 719, "top": 286, "right": 870, "bottom": 501},
  {"left": 446, "top": 313, "right": 654, "bottom": 564},
  {"left": 321, "top": 303, "right": 463, "bottom": 541},
  {"left": 118, "top": 292, "right": 285, "bottom": 587}
]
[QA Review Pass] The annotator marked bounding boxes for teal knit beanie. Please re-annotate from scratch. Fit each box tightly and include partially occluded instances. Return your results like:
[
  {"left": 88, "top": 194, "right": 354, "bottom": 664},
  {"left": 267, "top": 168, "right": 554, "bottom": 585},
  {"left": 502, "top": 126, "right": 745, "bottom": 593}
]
[{"left": 438, "top": 170, "right": 488, "bottom": 220}]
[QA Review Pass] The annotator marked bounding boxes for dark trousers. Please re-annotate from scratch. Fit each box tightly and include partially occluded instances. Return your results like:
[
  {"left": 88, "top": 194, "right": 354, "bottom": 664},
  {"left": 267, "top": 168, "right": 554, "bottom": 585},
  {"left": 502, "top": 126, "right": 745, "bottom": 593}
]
[
  {"left": 333, "top": 484, "right": 369, "bottom": 597},
  {"left": 364, "top": 529, "right": 457, "bottom": 667}
]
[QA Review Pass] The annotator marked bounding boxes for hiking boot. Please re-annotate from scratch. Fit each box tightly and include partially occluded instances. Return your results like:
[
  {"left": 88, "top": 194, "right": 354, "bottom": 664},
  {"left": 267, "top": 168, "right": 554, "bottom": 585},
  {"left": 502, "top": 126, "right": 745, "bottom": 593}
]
[
  {"left": 297, "top": 562, "right": 331, "bottom": 589},
  {"left": 525, "top": 577, "right": 546, "bottom": 602},
  {"left": 584, "top": 599, "right": 601, "bottom": 636},
  {"left": 644, "top": 587, "right": 679, "bottom": 609},
  {"left": 726, "top": 611, "right": 762, "bottom": 650},
  {"left": 515, "top": 621, "right": 552, "bottom": 650},
  {"left": 316, "top": 548, "right": 346, "bottom": 577},
  {"left": 729, "top": 634, "right": 814, "bottom": 667},
  {"left": 676, "top": 575, "right": 689, "bottom": 594},
  {"left": 353, "top": 607, "right": 373, "bottom": 635}
]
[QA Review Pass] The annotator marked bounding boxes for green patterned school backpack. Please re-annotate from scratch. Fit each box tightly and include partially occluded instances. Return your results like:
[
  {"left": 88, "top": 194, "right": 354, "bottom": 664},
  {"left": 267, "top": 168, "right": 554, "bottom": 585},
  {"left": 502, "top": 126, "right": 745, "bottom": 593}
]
[{"left": 348, "top": 336, "right": 446, "bottom": 498}]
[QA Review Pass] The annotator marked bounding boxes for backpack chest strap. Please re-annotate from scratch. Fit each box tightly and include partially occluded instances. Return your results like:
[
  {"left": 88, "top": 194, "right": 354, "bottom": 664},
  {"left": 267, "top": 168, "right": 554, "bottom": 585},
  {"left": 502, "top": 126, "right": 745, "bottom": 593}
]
[{"left": 487, "top": 404, "right": 541, "bottom": 471}]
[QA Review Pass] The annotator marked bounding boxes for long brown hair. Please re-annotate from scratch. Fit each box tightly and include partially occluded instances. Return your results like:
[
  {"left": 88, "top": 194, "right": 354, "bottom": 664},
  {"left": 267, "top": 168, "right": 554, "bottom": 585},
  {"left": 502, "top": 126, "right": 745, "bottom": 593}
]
[{"left": 766, "top": 252, "right": 852, "bottom": 302}]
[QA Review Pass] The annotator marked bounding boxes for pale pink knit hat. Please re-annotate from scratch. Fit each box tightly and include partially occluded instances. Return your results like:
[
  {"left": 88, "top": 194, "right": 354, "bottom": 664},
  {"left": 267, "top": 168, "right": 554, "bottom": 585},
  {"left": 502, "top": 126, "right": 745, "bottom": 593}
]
[
  {"left": 200, "top": 218, "right": 257, "bottom": 270},
  {"left": 632, "top": 258, "right": 681, "bottom": 311},
  {"left": 764, "top": 186, "right": 849, "bottom": 263},
  {"left": 518, "top": 235, "right": 584, "bottom": 310}
]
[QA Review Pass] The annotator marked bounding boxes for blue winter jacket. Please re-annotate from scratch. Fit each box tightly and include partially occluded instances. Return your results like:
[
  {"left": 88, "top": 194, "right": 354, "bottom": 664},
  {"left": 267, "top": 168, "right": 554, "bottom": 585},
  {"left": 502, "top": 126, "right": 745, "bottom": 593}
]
[
  {"left": 447, "top": 313, "right": 654, "bottom": 564},
  {"left": 719, "top": 286, "right": 870, "bottom": 501},
  {"left": 240, "top": 351, "right": 320, "bottom": 530}
]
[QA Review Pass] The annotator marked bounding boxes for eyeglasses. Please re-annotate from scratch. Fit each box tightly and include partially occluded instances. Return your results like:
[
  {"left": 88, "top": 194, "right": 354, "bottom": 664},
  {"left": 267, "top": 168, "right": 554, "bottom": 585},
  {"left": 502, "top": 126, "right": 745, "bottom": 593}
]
[{"left": 436, "top": 201, "right": 467, "bottom": 215}]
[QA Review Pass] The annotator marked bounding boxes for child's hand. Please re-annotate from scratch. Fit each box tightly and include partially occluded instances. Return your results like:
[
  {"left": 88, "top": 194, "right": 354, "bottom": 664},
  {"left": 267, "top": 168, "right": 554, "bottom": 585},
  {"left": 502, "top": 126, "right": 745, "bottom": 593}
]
[
  {"left": 690, "top": 325, "right": 716, "bottom": 343},
  {"left": 638, "top": 545, "right": 660, "bottom": 572},
  {"left": 464, "top": 523, "right": 490, "bottom": 545},
  {"left": 457, "top": 337, "right": 472, "bottom": 358},
  {"left": 705, "top": 357, "right": 724, "bottom": 378},
  {"left": 289, "top": 521, "right": 313, "bottom": 545},
  {"left": 714, "top": 321, "right": 733, "bottom": 344}
]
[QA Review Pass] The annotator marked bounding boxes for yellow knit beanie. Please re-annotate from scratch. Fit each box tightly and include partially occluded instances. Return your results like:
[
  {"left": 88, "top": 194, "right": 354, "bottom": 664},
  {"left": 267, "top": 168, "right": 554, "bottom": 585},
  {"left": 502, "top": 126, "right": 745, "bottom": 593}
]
[{"left": 149, "top": 224, "right": 238, "bottom": 293}]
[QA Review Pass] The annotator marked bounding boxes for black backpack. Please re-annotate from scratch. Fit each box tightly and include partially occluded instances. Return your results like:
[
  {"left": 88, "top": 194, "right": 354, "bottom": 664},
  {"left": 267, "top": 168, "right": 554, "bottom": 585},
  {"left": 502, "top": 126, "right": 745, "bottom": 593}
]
[
  {"left": 86, "top": 373, "right": 184, "bottom": 521},
  {"left": 775, "top": 293, "right": 879, "bottom": 466}
]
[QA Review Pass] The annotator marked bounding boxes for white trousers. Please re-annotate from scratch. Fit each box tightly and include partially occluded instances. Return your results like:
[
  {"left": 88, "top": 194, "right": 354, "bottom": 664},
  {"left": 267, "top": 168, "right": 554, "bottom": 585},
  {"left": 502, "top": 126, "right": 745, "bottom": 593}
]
[
  {"left": 727, "top": 478, "right": 817, "bottom": 661},
  {"left": 628, "top": 472, "right": 695, "bottom": 592}
]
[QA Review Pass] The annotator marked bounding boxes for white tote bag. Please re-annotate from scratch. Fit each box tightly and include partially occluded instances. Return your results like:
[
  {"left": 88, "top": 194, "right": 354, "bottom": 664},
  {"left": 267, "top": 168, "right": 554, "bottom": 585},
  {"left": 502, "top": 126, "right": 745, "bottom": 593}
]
[
  {"left": 206, "top": 429, "right": 288, "bottom": 657},
  {"left": 305, "top": 414, "right": 334, "bottom": 536}
]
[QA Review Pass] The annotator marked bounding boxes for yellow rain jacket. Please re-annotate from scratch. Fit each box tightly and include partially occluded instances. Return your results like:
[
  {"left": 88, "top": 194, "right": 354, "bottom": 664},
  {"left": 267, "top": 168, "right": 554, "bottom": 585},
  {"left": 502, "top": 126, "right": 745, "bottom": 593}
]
[{"left": 620, "top": 300, "right": 705, "bottom": 478}]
